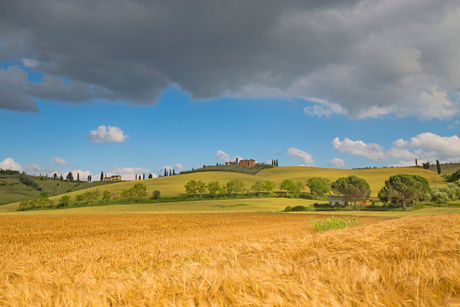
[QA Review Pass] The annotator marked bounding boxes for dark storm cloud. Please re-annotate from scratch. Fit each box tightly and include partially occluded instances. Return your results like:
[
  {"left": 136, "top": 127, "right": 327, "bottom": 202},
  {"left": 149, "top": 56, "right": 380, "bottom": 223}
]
[{"left": 0, "top": 0, "right": 459, "bottom": 118}]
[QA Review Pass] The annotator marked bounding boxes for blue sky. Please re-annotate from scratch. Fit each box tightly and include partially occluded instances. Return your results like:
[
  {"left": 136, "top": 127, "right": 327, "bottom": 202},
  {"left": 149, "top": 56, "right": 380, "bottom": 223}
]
[{"left": 1, "top": 0, "right": 459, "bottom": 180}]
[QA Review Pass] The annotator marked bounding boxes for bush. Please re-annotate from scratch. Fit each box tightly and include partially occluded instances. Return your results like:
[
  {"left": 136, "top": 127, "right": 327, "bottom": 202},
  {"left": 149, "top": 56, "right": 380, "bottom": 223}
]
[
  {"left": 283, "top": 205, "right": 311, "bottom": 212},
  {"left": 19, "top": 174, "right": 42, "bottom": 191},
  {"left": 152, "top": 190, "right": 161, "bottom": 199},
  {"left": 310, "top": 217, "right": 362, "bottom": 232}
]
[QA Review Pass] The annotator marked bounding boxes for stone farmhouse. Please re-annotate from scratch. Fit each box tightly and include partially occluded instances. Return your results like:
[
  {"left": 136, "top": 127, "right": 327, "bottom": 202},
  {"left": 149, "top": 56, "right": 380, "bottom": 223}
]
[
  {"left": 225, "top": 159, "right": 256, "bottom": 167},
  {"left": 103, "top": 175, "right": 122, "bottom": 181}
]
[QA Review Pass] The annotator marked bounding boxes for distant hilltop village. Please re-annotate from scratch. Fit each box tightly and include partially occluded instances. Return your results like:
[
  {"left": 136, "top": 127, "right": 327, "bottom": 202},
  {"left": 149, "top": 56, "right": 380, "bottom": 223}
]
[{"left": 225, "top": 158, "right": 256, "bottom": 167}]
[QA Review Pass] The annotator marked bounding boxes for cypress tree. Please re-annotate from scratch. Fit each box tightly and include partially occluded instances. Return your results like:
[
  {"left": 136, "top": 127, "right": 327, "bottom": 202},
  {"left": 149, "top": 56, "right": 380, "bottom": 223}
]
[
  {"left": 169, "top": 169, "right": 172, "bottom": 176},
  {"left": 143, "top": 173, "right": 145, "bottom": 179},
  {"left": 436, "top": 159, "right": 441, "bottom": 174},
  {"left": 77, "top": 173, "right": 80, "bottom": 181},
  {"left": 173, "top": 169, "right": 176, "bottom": 175},
  {"left": 100, "top": 171, "right": 103, "bottom": 181},
  {"left": 135, "top": 174, "right": 137, "bottom": 180},
  {"left": 415, "top": 158, "right": 418, "bottom": 166}
]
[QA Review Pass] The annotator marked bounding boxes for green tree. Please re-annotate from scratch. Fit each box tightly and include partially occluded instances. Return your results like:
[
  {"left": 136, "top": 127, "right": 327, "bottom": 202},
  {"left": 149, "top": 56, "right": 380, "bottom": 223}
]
[
  {"left": 436, "top": 159, "right": 441, "bottom": 174},
  {"left": 331, "top": 176, "right": 371, "bottom": 210},
  {"left": 101, "top": 190, "right": 111, "bottom": 203},
  {"left": 90, "top": 189, "right": 101, "bottom": 204},
  {"left": 378, "top": 174, "right": 430, "bottom": 210},
  {"left": 18, "top": 200, "right": 29, "bottom": 211},
  {"left": 100, "top": 171, "right": 104, "bottom": 181},
  {"left": 264, "top": 180, "right": 275, "bottom": 195},
  {"left": 185, "top": 180, "right": 198, "bottom": 198},
  {"left": 148, "top": 173, "right": 153, "bottom": 179},
  {"left": 231, "top": 179, "right": 245, "bottom": 197},
  {"left": 196, "top": 180, "right": 207, "bottom": 198},
  {"left": 34, "top": 191, "right": 52, "bottom": 209},
  {"left": 207, "top": 181, "right": 221, "bottom": 198},
  {"left": 152, "top": 190, "right": 161, "bottom": 199},
  {"left": 59, "top": 195, "right": 71, "bottom": 207},
  {"left": 422, "top": 162, "right": 430, "bottom": 169},
  {"left": 131, "top": 183, "right": 148, "bottom": 201},
  {"left": 77, "top": 173, "right": 80, "bottom": 181},
  {"left": 75, "top": 194, "right": 84, "bottom": 206},
  {"left": 251, "top": 181, "right": 265, "bottom": 196},
  {"left": 415, "top": 158, "right": 418, "bottom": 166},
  {"left": 225, "top": 180, "right": 235, "bottom": 197},
  {"left": 120, "top": 189, "right": 133, "bottom": 203},
  {"left": 279, "top": 179, "right": 303, "bottom": 198},
  {"left": 219, "top": 184, "right": 228, "bottom": 197},
  {"left": 306, "top": 177, "right": 331, "bottom": 200}
]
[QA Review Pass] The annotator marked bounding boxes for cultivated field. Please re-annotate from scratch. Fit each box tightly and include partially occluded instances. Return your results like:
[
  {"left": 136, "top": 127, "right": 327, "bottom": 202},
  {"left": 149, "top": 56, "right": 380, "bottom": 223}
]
[
  {"left": 5, "top": 166, "right": 443, "bottom": 209},
  {"left": 1, "top": 213, "right": 459, "bottom": 306}
]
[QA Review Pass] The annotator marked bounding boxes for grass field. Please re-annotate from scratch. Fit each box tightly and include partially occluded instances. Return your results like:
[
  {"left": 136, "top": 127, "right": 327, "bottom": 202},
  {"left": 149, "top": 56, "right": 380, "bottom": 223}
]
[
  {"left": 1, "top": 213, "right": 459, "bottom": 305},
  {"left": 4, "top": 166, "right": 443, "bottom": 209},
  {"left": 2, "top": 195, "right": 460, "bottom": 217},
  {"left": 0, "top": 198, "right": 317, "bottom": 215}
]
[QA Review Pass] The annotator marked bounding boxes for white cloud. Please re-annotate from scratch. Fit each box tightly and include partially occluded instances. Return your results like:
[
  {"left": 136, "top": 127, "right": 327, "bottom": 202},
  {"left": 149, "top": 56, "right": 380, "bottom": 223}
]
[
  {"left": 174, "top": 163, "right": 186, "bottom": 170},
  {"left": 328, "top": 158, "right": 347, "bottom": 168},
  {"left": 87, "top": 125, "right": 129, "bottom": 143},
  {"left": 22, "top": 58, "right": 39, "bottom": 68},
  {"left": 273, "top": 151, "right": 280, "bottom": 155},
  {"left": 286, "top": 148, "right": 314, "bottom": 165},
  {"left": 215, "top": 150, "right": 230, "bottom": 162},
  {"left": 394, "top": 132, "right": 460, "bottom": 162},
  {"left": 386, "top": 147, "right": 417, "bottom": 161},
  {"left": 332, "top": 132, "right": 460, "bottom": 165},
  {"left": 0, "top": 158, "right": 23, "bottom": 172},
  {"left": 332, "top": 137, "right": 386, "bottom": 161},
  {"left": 22, "top": 163, "right": 55, "bottom": 175},
  {"left": 52, "top": 157, "right": 68, "bottom": 166},
  {"left": 109, "top": 166, "right": 149, "bottom": 174}
]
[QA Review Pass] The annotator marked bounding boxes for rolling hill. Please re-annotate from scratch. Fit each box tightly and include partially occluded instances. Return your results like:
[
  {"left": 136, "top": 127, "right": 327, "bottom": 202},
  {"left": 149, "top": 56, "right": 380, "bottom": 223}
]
[{"left": 1, "top": 166, "right": 444, "bottom": 213}]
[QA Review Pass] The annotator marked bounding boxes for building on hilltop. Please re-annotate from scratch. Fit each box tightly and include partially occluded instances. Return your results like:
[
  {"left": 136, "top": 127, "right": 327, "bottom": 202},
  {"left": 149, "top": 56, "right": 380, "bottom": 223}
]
[
  {"left": 225, "top": 158, "right": 256, "bottom": 167},
  {"left": 239, "top": 159, "right": 256, "bottom": 167},
  {"left": 103, "top": 175, "right": 122, "bottom": 181}
]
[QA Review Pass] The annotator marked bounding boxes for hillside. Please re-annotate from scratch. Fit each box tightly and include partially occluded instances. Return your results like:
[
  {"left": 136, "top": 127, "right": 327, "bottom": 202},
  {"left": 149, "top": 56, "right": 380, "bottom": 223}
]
[
  {"left": 425, "top": 162, "right": 460, "bottom": 176},
  {"left": 1, "top": 166, "right": 444, "bottom": 212},
  {"left": 0, "top": 175, "right": 116, "bottom": 206}
]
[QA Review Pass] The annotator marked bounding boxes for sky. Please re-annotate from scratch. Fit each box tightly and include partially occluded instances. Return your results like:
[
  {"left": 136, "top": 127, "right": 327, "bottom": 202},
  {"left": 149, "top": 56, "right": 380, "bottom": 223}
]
[{"left": 1, "top": 0, "right": 460, "bottom": 181}]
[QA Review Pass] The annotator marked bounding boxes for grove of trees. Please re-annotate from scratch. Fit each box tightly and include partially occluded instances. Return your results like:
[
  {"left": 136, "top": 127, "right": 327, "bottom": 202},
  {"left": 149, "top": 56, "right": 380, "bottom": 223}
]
[
  {"left": 378, "top": 174, "right": 430, "bottom": 210},
  {"left": 331, "top": 175, "right": 371, "bottom": 210}
]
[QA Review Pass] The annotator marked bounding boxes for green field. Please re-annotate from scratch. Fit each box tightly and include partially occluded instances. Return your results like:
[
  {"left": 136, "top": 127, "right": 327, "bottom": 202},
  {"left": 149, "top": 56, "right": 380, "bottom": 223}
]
[
  {"left": 1, "top": 165, "right": 447, "bottom": 215},
  {"left": 0, "top": 176, "right": 116, "bottom": 206},
  {"left": 1, "top": 197, "right": 459, "bottom": 217}
]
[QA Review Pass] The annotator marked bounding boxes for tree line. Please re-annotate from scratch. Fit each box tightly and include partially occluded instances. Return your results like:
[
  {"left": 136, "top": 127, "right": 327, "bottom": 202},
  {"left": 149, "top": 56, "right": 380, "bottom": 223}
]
[{"left": 18, "top": 183, "right": 150, "bottom": 211}]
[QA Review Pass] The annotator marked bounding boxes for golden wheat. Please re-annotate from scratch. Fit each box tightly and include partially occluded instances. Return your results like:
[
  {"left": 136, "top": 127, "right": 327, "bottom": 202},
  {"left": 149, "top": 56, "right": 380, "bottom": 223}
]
[{"left": 0, "top": 213, "right": 459, "bottom": 306}]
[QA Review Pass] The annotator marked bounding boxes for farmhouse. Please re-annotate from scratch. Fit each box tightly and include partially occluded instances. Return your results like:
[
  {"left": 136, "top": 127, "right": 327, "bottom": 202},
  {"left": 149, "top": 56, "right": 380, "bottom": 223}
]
[
  {"left": 225, "top": 158, "right": 256, "bottom": 167},
  {"left": 329, "top": 195, "right": 345, "bottom": 205},
  {"left": 103, "top": 175, "right": 122, "bottom": 181}
]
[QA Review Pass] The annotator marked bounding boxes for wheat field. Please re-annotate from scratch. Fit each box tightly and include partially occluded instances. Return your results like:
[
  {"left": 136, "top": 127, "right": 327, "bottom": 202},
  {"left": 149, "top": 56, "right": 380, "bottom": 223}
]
[{"left": 1, "top": 213, "right": 459, "bottom": 306}]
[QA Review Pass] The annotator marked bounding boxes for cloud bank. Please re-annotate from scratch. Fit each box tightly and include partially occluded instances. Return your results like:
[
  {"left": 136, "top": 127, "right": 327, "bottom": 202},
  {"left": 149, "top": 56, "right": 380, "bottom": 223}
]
[
  {"left": 332, "top": 133, "right": 460, "bottom": 165},
  {"left": 0, "top": 0, "right": 458, "bottom": 119}
]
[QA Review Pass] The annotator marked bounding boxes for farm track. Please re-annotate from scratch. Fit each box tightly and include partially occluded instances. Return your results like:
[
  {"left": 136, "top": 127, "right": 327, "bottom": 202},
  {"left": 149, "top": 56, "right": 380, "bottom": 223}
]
[{"left": 1, "top": 213, "right": 459, "bottom": 306}]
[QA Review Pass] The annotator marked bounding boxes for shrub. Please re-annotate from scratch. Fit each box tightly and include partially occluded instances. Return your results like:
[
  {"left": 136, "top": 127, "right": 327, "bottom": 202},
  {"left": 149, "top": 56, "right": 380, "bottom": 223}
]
[
  {"left": 152, "top": 190, "right": 161, "bottom": 199},
  {"left": 310, "top": 217, "right": 362, "bottom": 232}
]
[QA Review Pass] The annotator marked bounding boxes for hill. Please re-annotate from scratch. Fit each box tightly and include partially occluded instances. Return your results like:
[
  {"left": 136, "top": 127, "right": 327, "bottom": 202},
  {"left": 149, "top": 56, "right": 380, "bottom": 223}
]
[
  {"left": 425, "top": 162, "right": 460, "bottom": 176},
  {"left": 1, "top": 166, "right": 444, "bottom": 212},
  {"left": 0, "top": 175, "right": 116, "bottom": 206}
]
